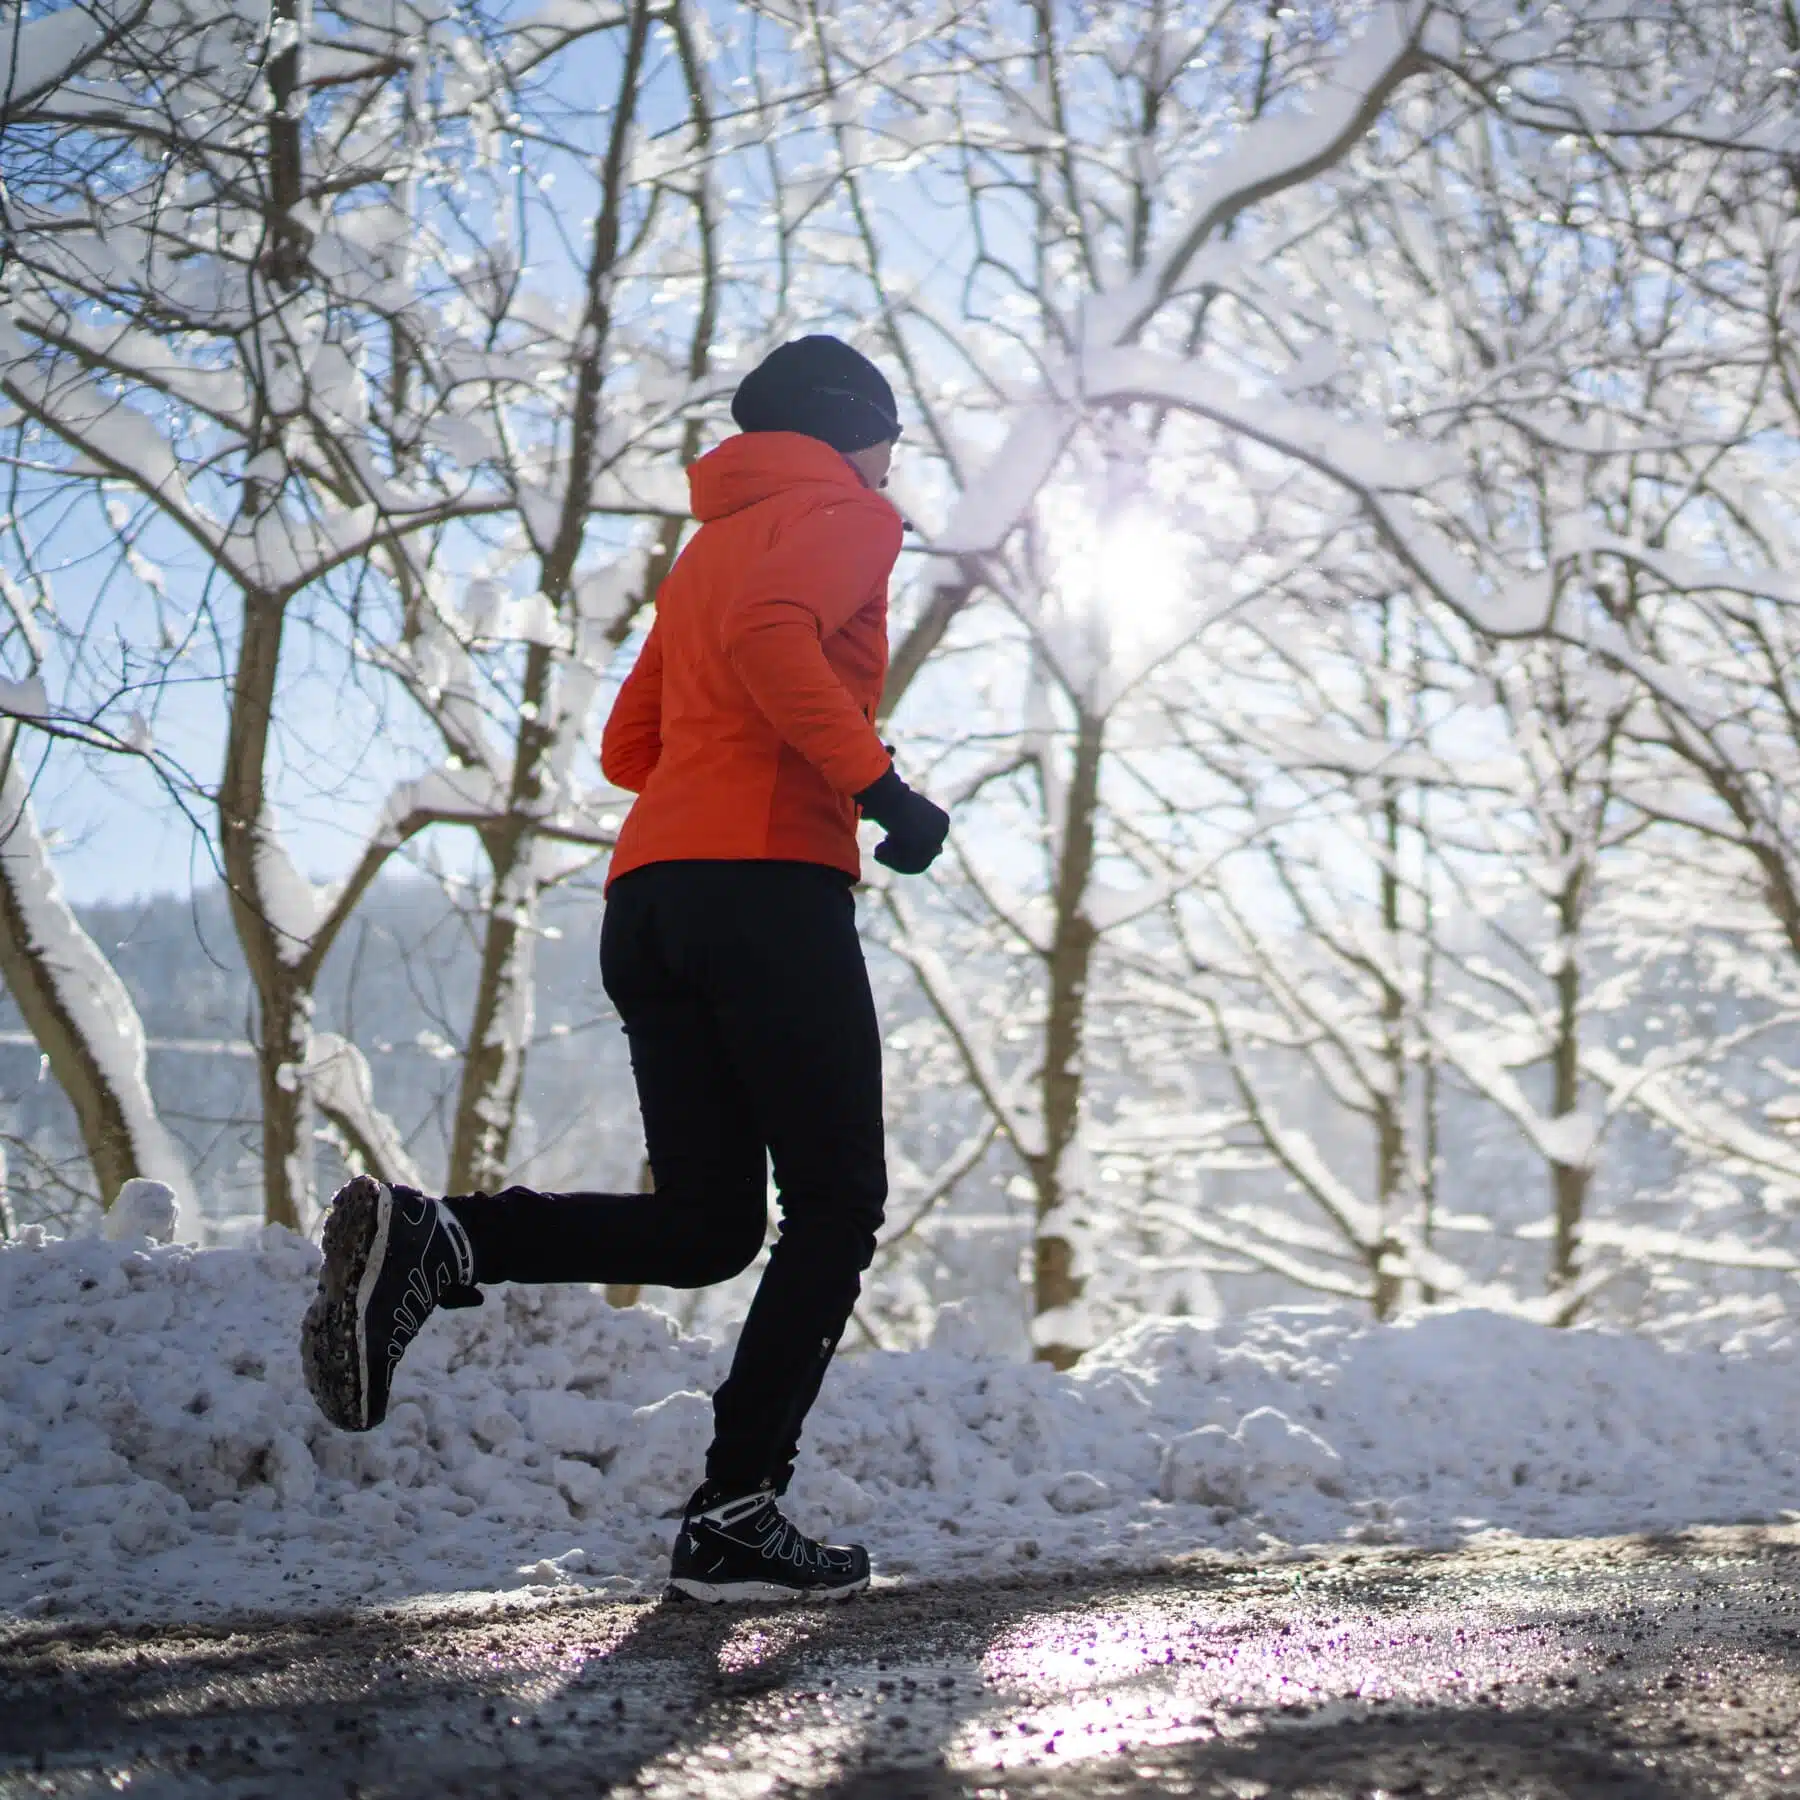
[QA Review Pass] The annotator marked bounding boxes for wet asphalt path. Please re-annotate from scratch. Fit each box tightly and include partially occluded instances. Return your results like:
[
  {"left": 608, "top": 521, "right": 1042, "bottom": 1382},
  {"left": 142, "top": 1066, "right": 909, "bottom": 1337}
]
[{"left": 4, "top": 1527, "right": 1800, "bottom": 1798}]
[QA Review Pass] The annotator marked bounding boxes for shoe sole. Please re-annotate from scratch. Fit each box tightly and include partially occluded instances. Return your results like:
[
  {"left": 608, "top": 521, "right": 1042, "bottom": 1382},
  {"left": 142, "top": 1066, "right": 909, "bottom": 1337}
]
[
  {"left": 299, "top": 1175, "right": 391, "bottom": 1432},
  {"left": 665, "top": 1575, "right": 869, "bottom": 1605}
]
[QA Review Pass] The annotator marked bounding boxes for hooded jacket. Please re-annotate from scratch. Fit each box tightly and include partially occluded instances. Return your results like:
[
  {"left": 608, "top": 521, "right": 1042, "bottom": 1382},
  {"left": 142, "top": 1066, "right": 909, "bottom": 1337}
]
[{"left": 601, "top": 431, "right": 901, "bottom": 886}]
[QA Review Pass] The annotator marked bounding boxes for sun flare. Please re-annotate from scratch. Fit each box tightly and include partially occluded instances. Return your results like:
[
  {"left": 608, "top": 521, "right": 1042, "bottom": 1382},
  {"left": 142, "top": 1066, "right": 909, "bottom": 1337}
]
[{"left": 1054, "top": 504, "right": 1194, "bottom": 669}]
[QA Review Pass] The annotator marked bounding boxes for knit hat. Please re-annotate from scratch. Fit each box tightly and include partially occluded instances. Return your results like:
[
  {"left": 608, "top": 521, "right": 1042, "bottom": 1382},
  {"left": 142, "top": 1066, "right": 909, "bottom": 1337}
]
[{"left": 730, "top": 335, "right": 901, "bottom": 454}]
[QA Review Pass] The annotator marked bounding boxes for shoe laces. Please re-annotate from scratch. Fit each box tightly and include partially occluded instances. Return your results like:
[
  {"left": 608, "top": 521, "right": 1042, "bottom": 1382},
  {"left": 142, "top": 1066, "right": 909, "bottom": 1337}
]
[
  {"left": 386, "top": 1197, "right": 474, "bottom": 1361},
  {"left": 698, "top": 1490, "right": 833, "bottom": 1570},
  {"left": 749, "top": 1500, "right": 808, "bottom": 1564}
]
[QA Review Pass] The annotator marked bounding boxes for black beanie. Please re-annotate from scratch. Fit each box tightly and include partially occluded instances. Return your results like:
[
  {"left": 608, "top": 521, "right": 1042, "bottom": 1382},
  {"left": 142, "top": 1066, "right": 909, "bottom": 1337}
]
[{"left": 730, "top": 335, "right": 901, "bottom": 454}]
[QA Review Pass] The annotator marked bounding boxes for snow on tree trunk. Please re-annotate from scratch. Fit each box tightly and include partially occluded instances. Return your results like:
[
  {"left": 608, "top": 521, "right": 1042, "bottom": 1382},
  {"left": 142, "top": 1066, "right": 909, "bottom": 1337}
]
[
  {"left": 1548, "top": 867, "right": 1591, "bottom": 1316},
  {"left": 0, "top": 727, "right": 189, "bottom": 1210},
  {"left": 1372, "top": 601, "right": 1410, "bottom": 1322},
  {"left": 218, "top": 592, "right": 318, "bottom": 1232},
  {"left": 449, "top": 845, "right": 539, "bottom": 1195},
  {"left": 248, "top": 960, "right": 315, "bottom": 1232},
  {"left": 1029, "top": 706, "right": 1104, "bottom": 1369}
]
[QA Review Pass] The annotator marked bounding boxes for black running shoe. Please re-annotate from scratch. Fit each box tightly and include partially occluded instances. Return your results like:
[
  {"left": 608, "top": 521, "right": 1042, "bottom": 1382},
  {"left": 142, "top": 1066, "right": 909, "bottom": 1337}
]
[
  {"left": 300, "top": 1175, "right": 477, "bottom": 1431},
  {"left": 667, "top": 1483, "right": 871, "bottom": 1603}
]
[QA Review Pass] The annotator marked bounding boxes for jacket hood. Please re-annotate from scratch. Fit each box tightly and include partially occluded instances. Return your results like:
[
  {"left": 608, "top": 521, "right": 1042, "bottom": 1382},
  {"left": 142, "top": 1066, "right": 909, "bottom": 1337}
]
[{"left": 688, "top": 431, "right": 867, "bottom": 522}]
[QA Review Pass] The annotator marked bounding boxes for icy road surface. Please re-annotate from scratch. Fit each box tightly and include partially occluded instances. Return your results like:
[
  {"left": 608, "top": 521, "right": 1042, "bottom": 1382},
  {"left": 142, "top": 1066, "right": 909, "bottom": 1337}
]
[{"left": 4, "top": 1528, "right": 1800, "bottom": 1798}]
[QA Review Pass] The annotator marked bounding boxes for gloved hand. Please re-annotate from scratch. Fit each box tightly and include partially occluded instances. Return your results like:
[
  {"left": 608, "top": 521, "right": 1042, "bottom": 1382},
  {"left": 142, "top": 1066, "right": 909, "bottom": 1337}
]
[{"left": 854, "top": 764, "right": 950, "bottom": 875}]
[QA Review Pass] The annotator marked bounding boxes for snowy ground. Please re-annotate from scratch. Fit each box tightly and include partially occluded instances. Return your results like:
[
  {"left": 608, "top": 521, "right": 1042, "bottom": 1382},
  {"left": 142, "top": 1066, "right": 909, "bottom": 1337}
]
[{"left": 3, "top": 1224, "right": 1798, "bottom": 1628}]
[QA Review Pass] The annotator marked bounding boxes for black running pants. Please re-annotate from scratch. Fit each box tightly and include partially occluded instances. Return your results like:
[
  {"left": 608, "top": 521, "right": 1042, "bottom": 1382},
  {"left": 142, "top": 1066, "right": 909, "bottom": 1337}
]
[{"left": 444, "top": 859, "right": 886, "bottom": 1496}]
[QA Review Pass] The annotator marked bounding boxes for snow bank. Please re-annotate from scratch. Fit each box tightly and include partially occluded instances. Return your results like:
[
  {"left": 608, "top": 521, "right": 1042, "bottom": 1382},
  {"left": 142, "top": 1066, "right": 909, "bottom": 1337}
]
[
  {"left": 3, "top": 1228, "right": 1798, "bottom": 1626},
  {"left": 102, "top": 1179, "right": 180, "bottom": 1246}
]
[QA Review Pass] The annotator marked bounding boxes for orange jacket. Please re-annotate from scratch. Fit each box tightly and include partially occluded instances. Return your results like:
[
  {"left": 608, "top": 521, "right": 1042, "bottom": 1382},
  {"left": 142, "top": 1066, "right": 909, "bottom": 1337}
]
[{"left": 601, "top": 432, "right": 901, "bottom": 885}]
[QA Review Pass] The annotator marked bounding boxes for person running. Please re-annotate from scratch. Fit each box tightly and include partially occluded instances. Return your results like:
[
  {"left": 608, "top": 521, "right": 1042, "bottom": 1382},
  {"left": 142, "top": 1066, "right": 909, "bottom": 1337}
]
[{"left": 301, "top": 335, "right": 950, "bottom": 1604}]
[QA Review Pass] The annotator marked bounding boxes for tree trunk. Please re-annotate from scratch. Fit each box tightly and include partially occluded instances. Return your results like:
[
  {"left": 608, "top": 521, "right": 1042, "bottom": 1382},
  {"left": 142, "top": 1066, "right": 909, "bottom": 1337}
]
[
  {"left": 214, "top": 5, "right": 317, "bottom": 1231},
  {"left": 1030, "top": 705, "right": 1103, "bottom": 1369},
  {"left": 448, "top": 825, "right": 539, "bottom": 1193},
  {"left": 1372, "top": 601, "right": 1405, "bottom": 1321},
  {"left": 254, "top": 969, "right": 314, "bottom": 1233},
  {"left": 218, "top": 591, "right": 314, "bottom": 1230},
  {"left": 262, "top": 0, "right": 309, "bottom": 287},
  {"left": 1417, "top": 801, "right": 1441, "bottom": 1304},
  {"left": 1414, "top": 599, "right": 1440, "bottom": 1302},
  {"left": 0, "top": 729, "right": 189, "bottom": 1209},
  {"left": 1548, "top": 863, "right": 1589, "bottom": 1310}
]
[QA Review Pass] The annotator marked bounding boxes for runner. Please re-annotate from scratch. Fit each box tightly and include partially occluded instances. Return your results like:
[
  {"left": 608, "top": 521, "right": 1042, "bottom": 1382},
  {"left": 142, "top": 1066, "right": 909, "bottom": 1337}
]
[{"left": 301, "top": 335, "right": 950, "bottom": 1603}]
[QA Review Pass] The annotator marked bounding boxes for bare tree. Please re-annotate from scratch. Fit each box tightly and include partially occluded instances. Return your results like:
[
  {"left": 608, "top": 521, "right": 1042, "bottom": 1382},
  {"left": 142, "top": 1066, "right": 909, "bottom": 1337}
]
[
  {"left": 0, "top": 1, "right": 518, "bottom": 1223},
  {"left": 793, "top": 1, "right": 1469, "bottom": 1357}
]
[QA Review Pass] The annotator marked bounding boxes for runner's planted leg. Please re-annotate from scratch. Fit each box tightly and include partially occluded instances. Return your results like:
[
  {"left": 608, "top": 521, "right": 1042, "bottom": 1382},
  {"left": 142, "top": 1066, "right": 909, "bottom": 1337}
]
[{"left": 630, "top": 862, "right": 886, "bottom": 1600}]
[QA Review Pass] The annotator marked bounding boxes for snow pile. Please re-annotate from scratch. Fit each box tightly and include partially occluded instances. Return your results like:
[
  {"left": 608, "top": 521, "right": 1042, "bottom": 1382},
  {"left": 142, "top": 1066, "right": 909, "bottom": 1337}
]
[
  {"left": 102, "top": 1179, "right": 181, "bottom": 1246},
  {"left": 3, "top": 1227, "right": 1799, "bottom": 1626}
]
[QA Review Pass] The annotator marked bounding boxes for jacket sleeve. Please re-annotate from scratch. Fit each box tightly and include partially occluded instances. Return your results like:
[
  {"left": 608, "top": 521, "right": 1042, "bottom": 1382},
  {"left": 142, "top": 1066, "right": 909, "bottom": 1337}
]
[
  {"left": 719, "top": 497, "right": 901, "bottom": 795},
  {"left": 600, "top": 619, "right": 664, "bottom": 794}
]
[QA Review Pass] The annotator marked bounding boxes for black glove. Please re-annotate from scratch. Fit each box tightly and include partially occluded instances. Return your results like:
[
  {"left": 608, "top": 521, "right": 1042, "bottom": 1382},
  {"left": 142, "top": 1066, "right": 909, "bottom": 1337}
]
[{"left": 855, "top": 765, "right": 949, "bottom": 875}]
